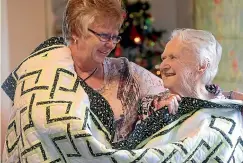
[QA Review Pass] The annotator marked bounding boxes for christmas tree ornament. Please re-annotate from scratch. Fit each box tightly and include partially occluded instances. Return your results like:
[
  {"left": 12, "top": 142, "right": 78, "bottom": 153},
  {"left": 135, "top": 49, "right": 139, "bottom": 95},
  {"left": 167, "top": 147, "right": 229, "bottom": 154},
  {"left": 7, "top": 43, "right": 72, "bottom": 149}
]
[
  {"left": 134, "top": 36, "right": 142, "bottom": 44},
  {"left": 112, "top": 0, "right": 166, "bottom": 76},
  {"left": 115, "top": 44, "right": 122, "bottom": 57}
]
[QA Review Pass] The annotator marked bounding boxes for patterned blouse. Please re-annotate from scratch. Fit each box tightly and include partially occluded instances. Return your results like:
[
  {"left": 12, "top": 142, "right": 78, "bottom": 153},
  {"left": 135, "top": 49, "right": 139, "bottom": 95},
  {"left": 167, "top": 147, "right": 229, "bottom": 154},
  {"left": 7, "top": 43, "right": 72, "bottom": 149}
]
[{"left": 96, "top": 57, "right": 165, "bottom": 142}]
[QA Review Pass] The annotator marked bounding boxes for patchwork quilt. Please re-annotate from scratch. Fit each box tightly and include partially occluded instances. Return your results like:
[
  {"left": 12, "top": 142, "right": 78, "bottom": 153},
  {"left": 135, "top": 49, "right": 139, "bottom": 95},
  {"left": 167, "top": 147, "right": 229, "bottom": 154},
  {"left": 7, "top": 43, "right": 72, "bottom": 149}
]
[{"left": 2, "top": 37, "right": 243, "bottom": 163}]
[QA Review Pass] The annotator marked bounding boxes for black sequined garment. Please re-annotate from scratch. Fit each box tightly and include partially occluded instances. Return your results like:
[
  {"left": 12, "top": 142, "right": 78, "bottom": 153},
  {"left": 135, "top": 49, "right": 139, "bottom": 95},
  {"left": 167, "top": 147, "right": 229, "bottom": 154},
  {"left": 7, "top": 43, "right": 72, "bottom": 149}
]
[
  {"left": 79, "top": 79, "right": 116, "bottom": 142},
  {"left": 113, "top": 97, "right": 242, "bottom": 149}
]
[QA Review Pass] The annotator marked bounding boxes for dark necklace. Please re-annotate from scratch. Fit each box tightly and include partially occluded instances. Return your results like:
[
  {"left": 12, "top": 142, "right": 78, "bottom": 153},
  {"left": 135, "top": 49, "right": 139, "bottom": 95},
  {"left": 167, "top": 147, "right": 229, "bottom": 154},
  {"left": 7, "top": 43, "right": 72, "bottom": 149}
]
[{"left": 82, "top": 68, "right": 98, "bottom": 82}]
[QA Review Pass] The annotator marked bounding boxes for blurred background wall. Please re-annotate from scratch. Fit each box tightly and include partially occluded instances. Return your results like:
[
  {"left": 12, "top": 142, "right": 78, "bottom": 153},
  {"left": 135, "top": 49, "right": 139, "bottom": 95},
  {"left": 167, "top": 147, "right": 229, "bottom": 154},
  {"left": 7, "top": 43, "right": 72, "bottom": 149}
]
[
  {"left": 1, "top": 0, "right": 52, "bottom": 153},
  {"left": 194, "top": 0, "right": 243, "bottom": 91}
]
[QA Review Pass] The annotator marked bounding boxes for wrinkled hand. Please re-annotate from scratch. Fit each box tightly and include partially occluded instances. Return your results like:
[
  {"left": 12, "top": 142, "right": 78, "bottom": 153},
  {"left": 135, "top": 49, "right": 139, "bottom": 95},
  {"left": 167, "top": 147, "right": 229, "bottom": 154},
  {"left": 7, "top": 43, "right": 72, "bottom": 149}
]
[
  {"left": 153, "top": 94, "right": 181, "bottom": 115},
  {"left": 223, "top": 91, "right": 243, "bottom": 101},
  {"left": 231, "top": 91, "right": 243, "bottom": 101}
]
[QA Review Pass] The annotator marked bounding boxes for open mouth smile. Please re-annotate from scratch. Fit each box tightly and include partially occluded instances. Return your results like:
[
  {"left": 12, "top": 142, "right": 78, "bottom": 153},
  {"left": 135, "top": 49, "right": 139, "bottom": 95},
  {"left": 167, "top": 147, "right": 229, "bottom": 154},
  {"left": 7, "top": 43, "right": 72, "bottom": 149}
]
[
  {"left": 163, "top": 73, "right": 176, "bottom": 77},
  {"left": 98, "top": 50, "right": 109, "bottom": 55}
]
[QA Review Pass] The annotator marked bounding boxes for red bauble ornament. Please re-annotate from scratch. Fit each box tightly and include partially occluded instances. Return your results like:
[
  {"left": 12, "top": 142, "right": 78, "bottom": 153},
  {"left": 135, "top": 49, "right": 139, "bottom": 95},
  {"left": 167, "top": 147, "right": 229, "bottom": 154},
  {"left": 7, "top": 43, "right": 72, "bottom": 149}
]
[
  {"left": 115, "top": 44, "right": 122, "bottom": 57},
  {"left": 130, "top": 25, "right": 143, "bottom": 44}
]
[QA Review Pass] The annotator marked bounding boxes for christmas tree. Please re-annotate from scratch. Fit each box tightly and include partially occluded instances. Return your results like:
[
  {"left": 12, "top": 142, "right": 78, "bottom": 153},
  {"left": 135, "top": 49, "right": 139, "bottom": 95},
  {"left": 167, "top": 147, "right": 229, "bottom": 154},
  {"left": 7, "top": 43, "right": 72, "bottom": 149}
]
[{"left": 113, "top": 0, "right": 166, "bottom": 76}]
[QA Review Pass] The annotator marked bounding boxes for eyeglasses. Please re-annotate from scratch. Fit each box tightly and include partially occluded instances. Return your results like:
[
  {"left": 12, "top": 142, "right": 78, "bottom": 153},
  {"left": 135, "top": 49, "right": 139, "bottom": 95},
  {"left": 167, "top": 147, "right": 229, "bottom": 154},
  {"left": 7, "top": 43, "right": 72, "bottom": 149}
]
[{"left": 88, "top": 28, "right": 122, "bottom": 44}]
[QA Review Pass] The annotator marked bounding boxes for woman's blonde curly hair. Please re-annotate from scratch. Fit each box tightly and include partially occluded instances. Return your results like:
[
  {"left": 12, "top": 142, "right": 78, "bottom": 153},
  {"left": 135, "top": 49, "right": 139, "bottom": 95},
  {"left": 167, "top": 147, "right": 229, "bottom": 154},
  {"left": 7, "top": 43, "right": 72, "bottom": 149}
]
[{"left": 62, "top": 0, "right": 126, "bottom": 43}]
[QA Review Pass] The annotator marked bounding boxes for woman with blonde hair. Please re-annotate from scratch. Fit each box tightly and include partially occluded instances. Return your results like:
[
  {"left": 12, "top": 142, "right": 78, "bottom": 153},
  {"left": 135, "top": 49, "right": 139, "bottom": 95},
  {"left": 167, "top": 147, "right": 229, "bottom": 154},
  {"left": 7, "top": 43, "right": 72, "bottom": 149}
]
[
  {"left": 62, "top": 0, "right": 165, "bottom": 142},
  {"left": 2, "top": 0, "right": 164, "bottom": 162}
]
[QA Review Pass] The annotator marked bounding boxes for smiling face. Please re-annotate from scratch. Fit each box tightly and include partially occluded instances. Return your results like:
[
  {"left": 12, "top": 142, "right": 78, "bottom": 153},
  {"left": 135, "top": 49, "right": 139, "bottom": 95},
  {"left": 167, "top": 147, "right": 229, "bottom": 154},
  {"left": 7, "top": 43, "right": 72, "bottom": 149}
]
[
  {"left": 73, "top": 19, "right": 119, "bottom": 65},
  {"left": 160, "top": 37, "right": 201, "bottom": 95}
]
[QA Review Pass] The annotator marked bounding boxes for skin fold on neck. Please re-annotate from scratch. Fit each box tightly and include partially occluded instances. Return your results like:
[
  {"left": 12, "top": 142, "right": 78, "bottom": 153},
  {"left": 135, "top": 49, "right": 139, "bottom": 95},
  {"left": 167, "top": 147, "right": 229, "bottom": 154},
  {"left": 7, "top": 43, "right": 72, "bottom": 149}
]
[{"left": 170, "top": 82, "right": 216, "bottom": 100}]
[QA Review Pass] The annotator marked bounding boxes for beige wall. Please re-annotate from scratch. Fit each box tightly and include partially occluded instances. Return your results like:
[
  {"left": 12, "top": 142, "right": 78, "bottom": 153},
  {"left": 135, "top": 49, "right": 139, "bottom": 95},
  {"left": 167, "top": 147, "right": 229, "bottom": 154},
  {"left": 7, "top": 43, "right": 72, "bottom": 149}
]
[
  {"left": 1, "top": 0, "right": 11, "bottom": 154},
  {"left": 176, "top": 0, "right": 193, "bottom": 28},
  {"left": 1, "top": 0, "right": 51, "bottom": 153},
  {"left": 7, "top": 0, "right": 47, "bottom": 71},
  {"left": 151, "top": 0, "right": 193, "bottom": 40}
]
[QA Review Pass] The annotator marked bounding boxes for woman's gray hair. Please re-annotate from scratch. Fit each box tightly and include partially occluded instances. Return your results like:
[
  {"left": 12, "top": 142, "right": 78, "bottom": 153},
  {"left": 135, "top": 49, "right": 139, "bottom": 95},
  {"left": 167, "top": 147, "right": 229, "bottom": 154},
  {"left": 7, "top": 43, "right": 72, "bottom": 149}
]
[{"left": 170, "top": 28, "right": 222, "bottom": 85}]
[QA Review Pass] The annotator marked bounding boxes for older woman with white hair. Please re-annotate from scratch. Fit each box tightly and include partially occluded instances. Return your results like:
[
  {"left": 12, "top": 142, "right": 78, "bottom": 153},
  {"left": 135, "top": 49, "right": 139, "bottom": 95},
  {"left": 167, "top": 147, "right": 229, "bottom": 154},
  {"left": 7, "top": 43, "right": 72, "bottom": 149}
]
[
  {"left": 136, "top": 29, "right": 242, "bottom": 119},
  {"left": 161, "top": 29, "right": 223, "bottom": 99},
  {"left": 115, "top": 29, "right": 243, "bottom": 162},
  {"left": 155, "top": 28, "right": 228, "bottom": 110}
]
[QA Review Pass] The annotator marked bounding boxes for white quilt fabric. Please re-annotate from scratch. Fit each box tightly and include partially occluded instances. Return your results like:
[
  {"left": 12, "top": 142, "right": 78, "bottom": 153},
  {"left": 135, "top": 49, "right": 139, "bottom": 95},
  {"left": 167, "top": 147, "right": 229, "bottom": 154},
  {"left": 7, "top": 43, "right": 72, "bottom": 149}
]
[{"left": 2, "top": 37, "right": 243, "bottom": 163}]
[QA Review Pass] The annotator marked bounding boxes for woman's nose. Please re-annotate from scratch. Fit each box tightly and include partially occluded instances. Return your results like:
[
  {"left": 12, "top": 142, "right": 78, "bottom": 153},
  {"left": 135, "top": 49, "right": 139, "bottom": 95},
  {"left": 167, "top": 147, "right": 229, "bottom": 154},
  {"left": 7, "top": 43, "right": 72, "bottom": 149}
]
[
  {"left": 105, "top": 40, "right": 116, "bottom": 49},
  {"left": 160, "top": 60, "right": 166, "bottom": 69},
  {"left": 160, "top": 61, "right": 170, "bottom": 72}
]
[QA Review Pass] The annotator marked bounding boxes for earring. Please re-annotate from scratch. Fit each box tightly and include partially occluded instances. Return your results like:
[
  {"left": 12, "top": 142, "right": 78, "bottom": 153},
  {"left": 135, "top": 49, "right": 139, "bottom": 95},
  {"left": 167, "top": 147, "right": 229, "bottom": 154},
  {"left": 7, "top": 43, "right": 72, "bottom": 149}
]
[{"left": 74, "top": 39, "right": 77, "bottom": 44}]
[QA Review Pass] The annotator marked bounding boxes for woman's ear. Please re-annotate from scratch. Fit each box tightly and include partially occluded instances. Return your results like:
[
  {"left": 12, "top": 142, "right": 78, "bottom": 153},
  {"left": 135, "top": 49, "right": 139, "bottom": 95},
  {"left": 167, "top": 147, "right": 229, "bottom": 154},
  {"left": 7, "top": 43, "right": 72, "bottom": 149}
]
[
  {"left": 198, "top": 59, "right": 209, "bottom": 75},
  {"left": 71, "top": 35, "right": 79, "bottom": 43}
]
